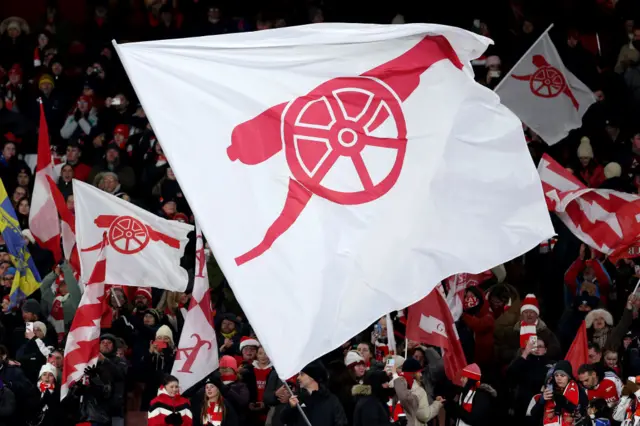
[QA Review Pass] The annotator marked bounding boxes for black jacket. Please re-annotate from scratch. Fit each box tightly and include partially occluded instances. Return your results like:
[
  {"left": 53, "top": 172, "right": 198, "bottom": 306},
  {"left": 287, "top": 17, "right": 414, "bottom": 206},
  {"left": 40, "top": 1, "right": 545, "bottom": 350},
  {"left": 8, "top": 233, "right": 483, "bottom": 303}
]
[
  {"left": 0, "top": 386, "right": 16, "bottom": 426},
  {"left": 0, "top": 362, "right": 37, "bottom": 425},
  {"left": 30, "top": 387, "right": 61, "bottom": 426},
  {"left": 352, "top": 384, "right": 391, "bottom": 426},
  {"left": 189, "top": 391, "right": 239, "bottom": 426},
  {"left": 506, "top": 354, "right": 554, "bottom": 418},
  {"left": 446, "top": 383, "right": 497, "bottom": 426},
  {"left": 280, "top": 386, "right": 348, "bottom": 426}
]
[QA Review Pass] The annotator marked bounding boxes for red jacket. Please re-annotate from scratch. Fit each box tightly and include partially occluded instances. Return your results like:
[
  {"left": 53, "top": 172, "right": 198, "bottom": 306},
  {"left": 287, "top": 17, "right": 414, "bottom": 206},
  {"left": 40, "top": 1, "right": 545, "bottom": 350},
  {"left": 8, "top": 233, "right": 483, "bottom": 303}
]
[
  {"left": 461, "top": 288, "right": 495, "bottom": 368},
  {"left": 564, "top": 257, "right": 610, "bottom": 304},
  {"left": 579, "top": 165, "right": 606, "bottom": 188},
  {"left": 71, "top": 162, "right": 91, "bottom": 182},
  {"left": 148, "top": 387, "right": 193, "bottom": 426}
]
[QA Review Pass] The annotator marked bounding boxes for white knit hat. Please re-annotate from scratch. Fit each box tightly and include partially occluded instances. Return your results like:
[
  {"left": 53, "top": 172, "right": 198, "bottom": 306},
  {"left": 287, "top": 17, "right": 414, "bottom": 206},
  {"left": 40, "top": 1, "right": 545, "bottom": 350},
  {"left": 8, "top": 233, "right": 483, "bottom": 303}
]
[
  {"left": 344, "top": 350, "right": 365, "bottom": 368},
  {"left": 155, "top": 325, "right": 174, "bottom": 346},
  {"left": 577, "top": 137, "right": 594, "bottom": 159},
  {"left": 604, "top": 162, "right": 622, "bottom": 179},
  {"left": 39, "top": 363, "right": 57, "bottom": 380},
  {"left": 33, "top": 321, "right": 46, "bottom": 336}
]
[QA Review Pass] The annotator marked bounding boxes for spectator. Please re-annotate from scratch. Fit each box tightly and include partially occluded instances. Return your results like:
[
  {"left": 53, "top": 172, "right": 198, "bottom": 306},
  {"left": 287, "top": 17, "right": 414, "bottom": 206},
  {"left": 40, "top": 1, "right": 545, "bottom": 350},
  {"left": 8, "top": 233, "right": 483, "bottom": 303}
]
[
  {"left": 564, "top": 244, "right": 612, "bottom": 306},
  {"left": 352, "top": 369, "right": 393, "bottom": 426},
  {"left": 577, "top": 363, "right": 621, "bottom": 419},
  {"left": 391, "top": 357, "right": 443, "bottom": 425},
  {"left": 30, "top": 363, "right": 60, "bottom": 426},
  {"left": 148, "top": 374, "right": 193, "bottom": 426},
  {"left": 461, "top": 286, "right": 495, "bottom": 370},
  {"left": 141, "top": 325, "right": 177, "bottom": 410},
  {"left": 585, "top": 294, "right": 635, "bottom": 350},
  {"left": 194, "top": 375, "right": 239, "bottom": 426},
  {"left": 445, "top": 363, "right": 496, "bottom": 426},
  {"left": 576, "top": 137, "right": 606, "bottom": 188},
  {"left": 39, "top": 261, "right": 81, "bottom": 344},
  {"left": 60, "top": 95, "right": 98, "bottom": 141},
  {"left": 281, "top": 360, "right": 347, "bottom": 426},
  {"left": 89, "top": 143, "right": 136, "bottom": 193}
]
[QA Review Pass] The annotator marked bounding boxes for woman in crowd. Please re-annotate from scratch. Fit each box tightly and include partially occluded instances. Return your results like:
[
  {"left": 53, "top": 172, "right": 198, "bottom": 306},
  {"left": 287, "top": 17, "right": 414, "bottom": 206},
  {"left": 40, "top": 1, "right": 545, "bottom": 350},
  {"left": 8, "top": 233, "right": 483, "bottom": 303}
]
[
  {"left": 148, "top": 374, "right": 193, "bottom": 426},
  {"left": 194, "top": 376, "right": 239, "bottom": 426}
]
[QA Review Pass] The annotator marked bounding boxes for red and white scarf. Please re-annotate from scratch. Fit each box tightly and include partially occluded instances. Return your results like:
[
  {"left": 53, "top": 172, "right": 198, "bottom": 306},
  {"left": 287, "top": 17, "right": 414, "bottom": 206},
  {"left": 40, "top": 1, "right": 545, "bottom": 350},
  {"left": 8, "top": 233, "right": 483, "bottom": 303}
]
[
  {"left": 543, "top": 381, "right": 580, "bottom": 426},
  {"left": 38, "top": 380, "right": 55, "bottom": 394},
  {"left": 49, "top": 275, "right": 69, "bottom": 344},
  {"left": 456, "top": 385, "right": 478, "bottom": 426},
  {"left": 520, "top": 320, "right": 538, "bottom": 348},
  {"left": 203, "top": 401, "right": 223, "bottom": 426}
]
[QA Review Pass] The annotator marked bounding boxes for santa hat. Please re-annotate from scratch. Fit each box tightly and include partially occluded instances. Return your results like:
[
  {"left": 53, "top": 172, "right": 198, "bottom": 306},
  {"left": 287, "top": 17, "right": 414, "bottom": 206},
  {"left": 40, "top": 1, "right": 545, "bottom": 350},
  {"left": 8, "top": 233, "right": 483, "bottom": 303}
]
[
  {"left": 239, "top": 336, "right": 260, "bottom": 351},
  {"left": 39, "top": 363, "right": 57, "bottom": 380},
  {"left": 135, "top": 287, "right": 152, "bottom": 301},
  {"left": 344, "top": 350, "right": 365, "bottom": 368},
  {"left": 520, "top": 294, "right": 540, "bottom": 315},
  {"left": 461, "top": 363, "right": 481, "bottom": 381}
]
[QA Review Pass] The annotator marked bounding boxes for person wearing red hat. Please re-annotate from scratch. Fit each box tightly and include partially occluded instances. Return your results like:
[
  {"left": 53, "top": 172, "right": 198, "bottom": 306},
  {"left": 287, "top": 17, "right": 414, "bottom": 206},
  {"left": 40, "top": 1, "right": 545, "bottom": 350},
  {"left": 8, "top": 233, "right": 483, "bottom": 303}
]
[
  {"left": 207, "top": 355, "right": 250, "bottom": 425},
  {"left": 508, "top": 294, "right": 561, "bottom": 363},
  {"left": 239, "top": 336, "right": 260, "bottom": 364},
  {"left": 446, "top": 363, "right": 497, "bottom": 426}
]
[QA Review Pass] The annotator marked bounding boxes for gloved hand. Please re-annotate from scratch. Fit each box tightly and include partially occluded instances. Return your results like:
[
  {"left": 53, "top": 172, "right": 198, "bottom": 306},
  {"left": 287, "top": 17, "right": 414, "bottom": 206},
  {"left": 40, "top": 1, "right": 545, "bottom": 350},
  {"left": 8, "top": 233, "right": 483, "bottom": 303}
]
[
  {"left": 209, "top": 371, "right": 225, "bottom": 391},
  {"left": 74, "top": 109, "right": 82, "bottom": 121},
  {"left": 84, "top": 365, "right": 99, "bottom": 377},
  {"left": 164, "top": 412, "right": 183, "bottom": 425}
]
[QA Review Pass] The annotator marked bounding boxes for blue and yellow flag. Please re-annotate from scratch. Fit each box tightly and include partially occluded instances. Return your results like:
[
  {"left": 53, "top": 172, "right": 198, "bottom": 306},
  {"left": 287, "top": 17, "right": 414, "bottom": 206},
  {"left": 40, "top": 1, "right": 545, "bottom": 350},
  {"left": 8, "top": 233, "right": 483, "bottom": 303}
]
[{"left": 0, "top": 180, "right": 41, "bottom": 308}]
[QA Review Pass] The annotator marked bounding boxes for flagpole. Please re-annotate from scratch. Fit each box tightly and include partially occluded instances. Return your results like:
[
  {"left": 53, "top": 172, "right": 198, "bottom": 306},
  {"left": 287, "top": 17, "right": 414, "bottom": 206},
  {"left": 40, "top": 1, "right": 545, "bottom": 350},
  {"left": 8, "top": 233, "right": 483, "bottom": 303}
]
[
  {"left": 493, "top": 23, "right": 555, "bottom": 93},
  {"left": 283, "top": 381, "right": 314, "bottom": 426}
]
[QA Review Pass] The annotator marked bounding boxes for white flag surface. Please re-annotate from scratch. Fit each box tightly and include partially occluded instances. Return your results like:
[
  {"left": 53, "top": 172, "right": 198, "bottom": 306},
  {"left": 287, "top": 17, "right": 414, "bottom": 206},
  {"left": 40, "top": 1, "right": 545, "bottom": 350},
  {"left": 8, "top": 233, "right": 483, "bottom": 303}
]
[
  {"left": 115, "top": 23, "right": 554, "bottom": 379},
  {"left": 495, "top": 32, "right": 595, "bottom": 145},
  {"left": 73, "top": 179, "right": 193, "bottom": 291},
  {"left": 171, "top": 224, "right": 219, "bottom": 392}
]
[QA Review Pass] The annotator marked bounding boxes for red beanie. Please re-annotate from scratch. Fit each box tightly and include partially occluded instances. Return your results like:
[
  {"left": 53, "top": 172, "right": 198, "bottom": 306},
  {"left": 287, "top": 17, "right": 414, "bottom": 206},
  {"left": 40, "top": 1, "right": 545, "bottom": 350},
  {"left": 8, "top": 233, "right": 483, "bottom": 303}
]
[
  {"left": 219, "top": 355, "right": 238, "bottom": 372},
  {"left": 461, "top": 363, "right": 481, "bottom": 381}
]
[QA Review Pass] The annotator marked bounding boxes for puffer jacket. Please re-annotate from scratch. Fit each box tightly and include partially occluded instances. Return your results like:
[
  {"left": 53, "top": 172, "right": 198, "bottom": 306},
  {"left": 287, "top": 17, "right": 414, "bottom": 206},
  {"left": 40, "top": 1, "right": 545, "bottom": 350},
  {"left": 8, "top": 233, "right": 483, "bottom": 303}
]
[
  {"left": 393, "top": 376, "right": 442, "bottom": 426},
  {"left": 352, "top": 383, "right": 391, "bottom": 426}
]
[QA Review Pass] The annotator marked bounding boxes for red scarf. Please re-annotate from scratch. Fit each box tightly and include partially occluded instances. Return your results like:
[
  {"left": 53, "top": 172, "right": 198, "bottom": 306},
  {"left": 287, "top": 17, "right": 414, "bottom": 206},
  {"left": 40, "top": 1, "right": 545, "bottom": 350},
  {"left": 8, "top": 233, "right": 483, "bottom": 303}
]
[
  {"left": 39, "top": 381, "right": 54, "bottom": 393},
  {"left": 520, "top": 320, "right": 537, "bottom": 348},
  {"left": 221, "top": 373, "right": 237, "bottom": 385},
  {"left": 399, "top": 372, "right": 415, "bottom": 390},
  {"left": 461, "top": 384, "right": 478, "bottom": 412},
  {"left": 49, "top": 275, "right": 67, "bottom": 343}
]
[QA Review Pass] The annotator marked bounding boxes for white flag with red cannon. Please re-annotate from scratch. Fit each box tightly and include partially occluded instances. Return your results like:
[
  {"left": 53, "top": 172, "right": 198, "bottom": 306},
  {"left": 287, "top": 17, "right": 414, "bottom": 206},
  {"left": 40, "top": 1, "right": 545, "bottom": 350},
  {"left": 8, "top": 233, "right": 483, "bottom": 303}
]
[
  {"left": 495, "top": 27, "right": 595, "bottom": 145},
  {"left": 73, "top": 179, "right": 193, "bottom": 291},
  {"left": 115, "top": 23, "right": 554, "bottom": 379}
]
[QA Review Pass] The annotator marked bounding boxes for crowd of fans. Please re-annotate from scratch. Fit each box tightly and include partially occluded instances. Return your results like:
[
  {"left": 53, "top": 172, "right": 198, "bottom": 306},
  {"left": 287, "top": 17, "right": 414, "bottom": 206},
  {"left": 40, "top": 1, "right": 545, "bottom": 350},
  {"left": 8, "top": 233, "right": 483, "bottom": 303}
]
[{"left": 2, "top": 0, "right": 640, "bottom": 426}]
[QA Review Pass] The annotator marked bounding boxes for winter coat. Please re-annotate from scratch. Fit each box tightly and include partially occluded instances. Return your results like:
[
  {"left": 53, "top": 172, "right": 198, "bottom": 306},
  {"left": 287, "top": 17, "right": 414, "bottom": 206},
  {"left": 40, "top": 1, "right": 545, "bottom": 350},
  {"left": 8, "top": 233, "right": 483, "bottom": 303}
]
[
  {"left": 564, "top": 258, "right": 611, "bottom": 305},
  {"left": 60, "top": 109, "right": 98, "bottom": 140},
  {"left": 352, "top": 384, "right": 391, "bottom": 426},
  {"left": 0, "top": 386, "right": 16, "bottom": 426},
  {"left": 16, "top": 337, "right": 50, "bottom": 384},
  {"left": 461, "top": 287, "right": 495, "bottom": 369},
  {"left": 393, "top": 376, "right": 442, "bottom": 426},
  {"left": 280, "top": 386, "right": 348, "bottom": 426},
  {"left": 263, "top": 371, "right": 288, "bottom": 426},
  {"left": 39, "top": 263, "right": 82, "bottom": 337},
  {"left": 0, "top": 361, "right": 38, "bottom": 425},
  {"left": 148, "top": 387, "right": 193, "bottom": 426},
  {"left": 486, "top": 283, "right": 522, "bottom": 364},
  {"left": 506, "top": 320, "right": 562, "bottom": 363},
  {"left": 141, "top": 347, "right": 176, "bottom": 410},
  {"left": 446, "top": 383, "right": 497, "bottom": 426},
  {"left": 30, "top": 386, "right": 61, "bottom": 426},
  {"left": 506, "top": 353, "right": 555, "bottom": 419},
  {"left": 587, "top": 307, "right": 633, "bottom": 351}
]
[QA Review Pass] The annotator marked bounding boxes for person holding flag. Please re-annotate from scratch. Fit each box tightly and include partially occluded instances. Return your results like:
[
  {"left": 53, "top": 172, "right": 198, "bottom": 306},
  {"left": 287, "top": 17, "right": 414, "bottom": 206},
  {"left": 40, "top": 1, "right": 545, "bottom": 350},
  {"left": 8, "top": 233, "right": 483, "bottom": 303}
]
[{"left": 0, "top": 179, "right": 41, "bottom": 310}]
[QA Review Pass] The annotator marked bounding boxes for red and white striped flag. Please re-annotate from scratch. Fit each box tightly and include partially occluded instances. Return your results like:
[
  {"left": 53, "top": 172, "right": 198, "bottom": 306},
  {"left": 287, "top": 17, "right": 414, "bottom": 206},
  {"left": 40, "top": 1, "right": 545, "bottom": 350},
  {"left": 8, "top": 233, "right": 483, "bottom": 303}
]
[
  {"left": 406, "top": 287, "right": 467, "bottom": 385},
  {"left": 29, "top": 100, "right": 62, "bottom": 262},
  {"left": 61, "top": 236, "right": 108, "bottom": 400},
  {"left": 171, "top": 224, "right": 219, "bottom": 392},
  {"left": 47, "top": 178, "right": 80, "bottom": 274}
]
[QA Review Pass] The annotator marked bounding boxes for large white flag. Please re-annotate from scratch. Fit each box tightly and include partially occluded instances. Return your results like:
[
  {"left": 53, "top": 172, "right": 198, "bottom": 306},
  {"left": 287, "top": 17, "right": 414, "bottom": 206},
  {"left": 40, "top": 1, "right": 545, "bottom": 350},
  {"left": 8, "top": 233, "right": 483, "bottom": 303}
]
[
  {"left": 495, "top": 29, "right": 596, "bottom": 145},
  {"left": 115, "top": 23, "right": 554, "bottom": 379},
  {"left": 73, "top": 179, "right": 193, "bottom": 291},
  {"left": 171, "top": 224, "right": 219, "bottom": 392}
]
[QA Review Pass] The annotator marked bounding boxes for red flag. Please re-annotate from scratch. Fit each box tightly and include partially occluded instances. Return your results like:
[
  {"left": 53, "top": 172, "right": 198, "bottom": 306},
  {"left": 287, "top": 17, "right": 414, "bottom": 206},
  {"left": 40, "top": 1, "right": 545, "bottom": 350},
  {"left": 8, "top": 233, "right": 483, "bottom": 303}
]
[
  {"left": 29, "top": 101, "right": 62, "bottom": 262},
  {"left": 538, "top": 154, "right": 640, "bottom": 261},
  {"left": 61, "top": 235, "right": 109, "bottom": 400},
  {"left": 406, "top": 288, "right": 467, "bottom": 385},
  {"left": 565, "top": 320, "right": 588, "bottom": 377}
]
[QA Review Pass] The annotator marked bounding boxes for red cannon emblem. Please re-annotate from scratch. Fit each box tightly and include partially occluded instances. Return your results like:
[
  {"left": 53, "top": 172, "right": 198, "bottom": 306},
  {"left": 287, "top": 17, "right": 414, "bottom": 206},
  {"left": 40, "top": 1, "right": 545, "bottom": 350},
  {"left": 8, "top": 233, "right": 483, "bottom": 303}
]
[
  {"left": 227, "top": 36, "right": 463, "bottom": 266},
  {"left": 511, "top": 54, "right": 579, "bottom": 110},
  {"left": 81, "top": 215, "right": 181, "bottom": 255}
]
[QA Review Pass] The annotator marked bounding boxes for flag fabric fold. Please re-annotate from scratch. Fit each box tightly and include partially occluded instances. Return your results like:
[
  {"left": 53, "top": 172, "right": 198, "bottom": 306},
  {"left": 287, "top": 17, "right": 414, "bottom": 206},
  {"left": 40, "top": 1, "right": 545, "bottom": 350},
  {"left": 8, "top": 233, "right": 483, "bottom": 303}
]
[
  {"left": 171, "top": 223, "right": 219, "bottom": 392},
  {"left": 495, "top": 29, "right": 596, "bottom": 145},
  {"left": 61, "top": 236, "right": 108, "bottom": 400},
  {"left": 0, "top": 180, "right": 41, "bottom": 308},
  {"left": 115, "top": 23, "right": 554, "bottom": 379},
  {"left": 565, "top": 320, "right": 588, "bottom": 378},
  {"left": 406, "top": 287, "right": 467, "bottom": 384},
  {"left": 28, "top": 100, "right": 62, "bottom": 261},
  {"left": 73, "top": 179, "right": 193, "bottom": 291},
  {"left": 538, "top": 154, "right": 640, "bottom": 260}
]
